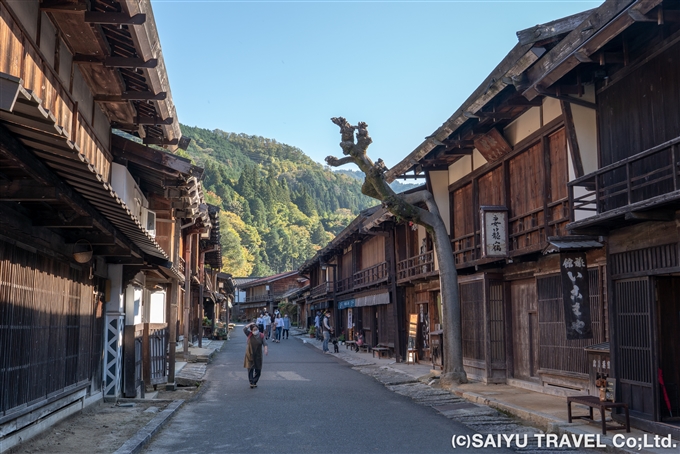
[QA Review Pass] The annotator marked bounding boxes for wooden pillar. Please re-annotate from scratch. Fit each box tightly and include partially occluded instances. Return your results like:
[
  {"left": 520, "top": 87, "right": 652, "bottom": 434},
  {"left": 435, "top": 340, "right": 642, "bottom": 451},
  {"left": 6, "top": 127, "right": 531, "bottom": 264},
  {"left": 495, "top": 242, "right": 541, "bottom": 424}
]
[
  {"left": 183, "top": 232, "right": 192, "bottom": 356},
  {"left": 166, "top": 278, "right": 178, "bottom": 389},
  {"left": 386, "top": 225, "right": 402, "bottom": 362}
]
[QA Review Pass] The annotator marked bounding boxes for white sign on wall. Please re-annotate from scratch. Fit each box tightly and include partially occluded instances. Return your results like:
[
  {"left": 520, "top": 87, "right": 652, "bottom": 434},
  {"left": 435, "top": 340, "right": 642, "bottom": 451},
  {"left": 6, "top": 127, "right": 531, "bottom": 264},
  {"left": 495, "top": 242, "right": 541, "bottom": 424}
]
[{"left": 480, "top": 206, "right": 508, "bottom": 258}]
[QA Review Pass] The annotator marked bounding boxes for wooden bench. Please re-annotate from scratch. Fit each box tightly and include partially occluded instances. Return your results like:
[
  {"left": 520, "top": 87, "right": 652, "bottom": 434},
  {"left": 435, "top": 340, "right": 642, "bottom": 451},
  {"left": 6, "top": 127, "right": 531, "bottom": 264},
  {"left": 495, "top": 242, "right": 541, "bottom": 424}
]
[
  {"left": 372, "top": 343, "right": 394, "bottom": 359},
  {"left": 345, "top": 340, "right": 356, "bottom": 350},
  {"left": 358, "top": 344, "right": 370, "bottom": 353},
  {"left": 567, "top": 395, "right": 630, "bottom": 435}
]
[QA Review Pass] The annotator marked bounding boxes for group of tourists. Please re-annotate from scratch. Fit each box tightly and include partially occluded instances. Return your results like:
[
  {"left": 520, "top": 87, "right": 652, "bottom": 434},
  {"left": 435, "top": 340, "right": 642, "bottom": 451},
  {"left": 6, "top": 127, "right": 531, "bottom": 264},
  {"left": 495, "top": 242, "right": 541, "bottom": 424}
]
[
  {"left": 244, "top": 309, "right": 335, "bottom": 389},
  {"left": 243, "top": 310, "right": 291, "bottom": 389},
  {"left": 254, "top": 310, "right": 290, "bottom": 343}
]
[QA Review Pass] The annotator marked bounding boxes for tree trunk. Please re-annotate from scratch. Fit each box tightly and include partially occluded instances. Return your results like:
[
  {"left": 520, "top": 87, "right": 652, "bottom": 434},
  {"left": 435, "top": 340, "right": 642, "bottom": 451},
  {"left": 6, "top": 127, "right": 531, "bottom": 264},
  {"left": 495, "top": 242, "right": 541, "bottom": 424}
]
[{"left": 325, "top": 117, "right": 467, "bottom": 385}]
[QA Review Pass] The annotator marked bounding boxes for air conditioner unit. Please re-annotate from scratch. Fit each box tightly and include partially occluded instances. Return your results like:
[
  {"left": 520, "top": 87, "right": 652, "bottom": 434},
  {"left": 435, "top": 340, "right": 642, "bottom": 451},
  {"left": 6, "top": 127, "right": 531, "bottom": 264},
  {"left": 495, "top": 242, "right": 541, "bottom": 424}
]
[{"left": 145, "top": 210, "right": 157, "bottom": 238}]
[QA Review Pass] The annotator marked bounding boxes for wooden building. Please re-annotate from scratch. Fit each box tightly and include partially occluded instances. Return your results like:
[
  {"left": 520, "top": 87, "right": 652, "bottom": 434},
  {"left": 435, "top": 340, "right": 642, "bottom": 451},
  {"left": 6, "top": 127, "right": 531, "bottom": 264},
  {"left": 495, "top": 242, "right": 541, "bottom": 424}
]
[
  {"left": 0, "top": 0, "right": 213, "bottom": 446},
  {"left": 238, "top": 271, "right": 308, "bottom": 321},
  {"left": 299, "top": 206, "right": 402, "bottom": 359},
  {"left": 387, "top": 0, "right": 680, "bottom": 438}
]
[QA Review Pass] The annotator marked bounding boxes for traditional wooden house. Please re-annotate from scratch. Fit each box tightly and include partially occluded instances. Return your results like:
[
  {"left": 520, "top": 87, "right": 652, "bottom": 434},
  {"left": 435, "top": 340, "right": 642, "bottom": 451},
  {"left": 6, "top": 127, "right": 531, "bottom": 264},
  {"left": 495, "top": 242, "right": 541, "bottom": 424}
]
[
  {"left": 0, "top": 0, "right": 203, "bottom": 446},
  {"left": 388, "top": 0, "right": 680, "bottom": 437},
  {"left": 387, "top": 8, "right": 608, "bottom": 389},
  {"left": 238, "top": 271, "right": 308, "bottom": 321},
  {"left": 519, "top": 0, "right": 680, "bottom": 436},
  {"left": 299, "top": 206, "right": 402, "bottom": 358}
]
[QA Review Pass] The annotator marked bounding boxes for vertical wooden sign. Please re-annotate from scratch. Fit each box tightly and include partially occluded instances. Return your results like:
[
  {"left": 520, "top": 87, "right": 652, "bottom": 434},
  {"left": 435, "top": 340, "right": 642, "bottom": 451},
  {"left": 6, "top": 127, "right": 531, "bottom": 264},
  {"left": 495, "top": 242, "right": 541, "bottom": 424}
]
[
  {"left": 480, "top": 206, "right": 508, "bottom": 258},
  {"left": 560, "top": 252, "right": 593, "bottom": 340},
  {"left": 408, "top": 313, "right": 418, "bottom": 348}
]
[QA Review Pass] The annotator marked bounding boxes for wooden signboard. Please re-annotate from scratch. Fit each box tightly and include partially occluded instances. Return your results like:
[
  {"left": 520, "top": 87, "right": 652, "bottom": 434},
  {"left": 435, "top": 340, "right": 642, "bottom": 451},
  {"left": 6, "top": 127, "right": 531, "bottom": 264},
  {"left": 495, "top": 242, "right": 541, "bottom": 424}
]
[
  {"left": 408, "top": 313, "right": 418, "bottom": 348},
  {"left": 480, "top": 206, "right": 508, "bottom": 258},
  {"left": 560, "top": 252, "right": 593, "bottom": 340}
]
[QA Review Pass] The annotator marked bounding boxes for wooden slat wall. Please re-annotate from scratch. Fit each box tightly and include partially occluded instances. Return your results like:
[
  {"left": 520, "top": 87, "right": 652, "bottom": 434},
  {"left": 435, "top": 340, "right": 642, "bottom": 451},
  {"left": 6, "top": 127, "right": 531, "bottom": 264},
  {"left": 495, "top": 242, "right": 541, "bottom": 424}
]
[
  {"left": 460, "top": 280, "right": 485, "bottom": 361},
  {"left": 615, "top": 277, "right": 654, "bottom": 418},
  {"left": 359, "top": 235, "right": 385, "bottom": 269},
  {"left": 0, "top": 239, "right": 95, "bottom": 414},
  {"left": 478, "top": 167, "right": 503, "bottom": 206},
  {"left": 509, "top": 143, "right": 545, "bottom": 251},
  {"left": 0, "top": 3, "right": 110, "bottom": 180},
  {"left": 548, "top": 129, "right": 569, "bottom": 237},
  {"left": 453, "top": 184, "right": 474, "bottom": 238},
  {"left": 599, "top": 40, "right": 680, "bottom": 167},
  {"left": 536, "top": 269, "right": 604, "bottom": 376},
  {"left": 511, "top": 279, "right": 538, "bottom": 380},
  {"left": 488, "top": 280, "right": 505, "bottom": 363}
]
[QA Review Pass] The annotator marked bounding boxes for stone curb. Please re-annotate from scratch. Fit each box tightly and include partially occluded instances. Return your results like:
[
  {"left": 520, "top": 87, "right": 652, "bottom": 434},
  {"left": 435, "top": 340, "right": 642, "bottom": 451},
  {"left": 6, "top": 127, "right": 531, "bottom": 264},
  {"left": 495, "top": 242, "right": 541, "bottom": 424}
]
[
  {"left": 112, "top": 400, "right": 184, "bottom": 454},
  {"left": 451, "top": 390, "right": 666, "bottom": 454}
]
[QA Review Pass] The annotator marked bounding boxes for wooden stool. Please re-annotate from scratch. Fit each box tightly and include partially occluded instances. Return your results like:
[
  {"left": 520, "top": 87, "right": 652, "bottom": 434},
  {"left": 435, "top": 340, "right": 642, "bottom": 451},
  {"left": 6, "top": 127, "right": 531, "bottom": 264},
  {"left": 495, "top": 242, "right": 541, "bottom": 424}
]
[{"left": 567, "top": 395, "right": 630, "bottom": 435}]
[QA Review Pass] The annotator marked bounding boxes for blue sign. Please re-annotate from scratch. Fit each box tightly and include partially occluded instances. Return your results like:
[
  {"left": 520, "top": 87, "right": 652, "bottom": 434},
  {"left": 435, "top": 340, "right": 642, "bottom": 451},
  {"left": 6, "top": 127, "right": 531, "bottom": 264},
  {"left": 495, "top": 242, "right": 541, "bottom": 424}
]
[{"left": 337, "top": 299, "right": 355, "bottom": 310}]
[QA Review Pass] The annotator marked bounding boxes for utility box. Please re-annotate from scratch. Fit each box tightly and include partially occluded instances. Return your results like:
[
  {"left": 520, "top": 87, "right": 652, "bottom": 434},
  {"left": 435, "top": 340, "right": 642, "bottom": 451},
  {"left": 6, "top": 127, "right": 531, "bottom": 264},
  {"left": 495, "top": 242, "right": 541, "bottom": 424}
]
[{"left": 585, "top": 342, "right": 611, "bottom": 397}]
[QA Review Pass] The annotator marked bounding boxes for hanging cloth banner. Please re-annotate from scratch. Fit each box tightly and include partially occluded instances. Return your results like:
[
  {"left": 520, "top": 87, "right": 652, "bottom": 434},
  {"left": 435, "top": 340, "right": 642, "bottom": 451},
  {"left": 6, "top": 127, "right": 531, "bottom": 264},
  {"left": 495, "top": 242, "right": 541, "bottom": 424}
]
[{"left": 560, "top": 252, "right": 593, "bottom": 340}]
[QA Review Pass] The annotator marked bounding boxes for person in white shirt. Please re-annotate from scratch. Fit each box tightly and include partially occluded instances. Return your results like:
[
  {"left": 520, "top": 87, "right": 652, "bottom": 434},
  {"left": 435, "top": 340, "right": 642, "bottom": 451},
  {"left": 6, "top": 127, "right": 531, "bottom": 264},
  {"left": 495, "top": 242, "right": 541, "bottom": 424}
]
[
  {"left": 262, "top": 312, "right": 270, "bottom": 340},
  {"left": 256, "top": 314, "right": 264, "bottom": 332},
  {"left": 275, "top": 314, "right": 284, "bottom": 343}
]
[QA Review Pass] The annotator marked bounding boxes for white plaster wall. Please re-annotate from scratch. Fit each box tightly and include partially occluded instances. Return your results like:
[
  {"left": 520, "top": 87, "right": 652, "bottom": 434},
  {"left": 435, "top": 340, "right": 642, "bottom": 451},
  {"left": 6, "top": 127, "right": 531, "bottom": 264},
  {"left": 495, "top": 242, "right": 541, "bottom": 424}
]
[
  {"left": 149, "top": 291, "right": 166, "bottom": 323},
  {"left": 572, "top": 103, "right": 598, "bottom": 175},
  {"left": 543, "top": 96, "right": 562, "bottom": 124},
  {"left": 125, "top": 286, "right": 143, "bottom": 326},
  {"left": 504, "top": 106, "right": 541, "bottom": 146},
  {"left": 429, "top": 170, "right": 450, "bottom": 234},
  {"left": 472, "top": 149, "right": 487, "bottom": 170},
  {"left": 448, "top": 155, "right": 471, "bottom": 185},
  {"left": 107, "top": 264, "right": 124, "bottom": 313}
]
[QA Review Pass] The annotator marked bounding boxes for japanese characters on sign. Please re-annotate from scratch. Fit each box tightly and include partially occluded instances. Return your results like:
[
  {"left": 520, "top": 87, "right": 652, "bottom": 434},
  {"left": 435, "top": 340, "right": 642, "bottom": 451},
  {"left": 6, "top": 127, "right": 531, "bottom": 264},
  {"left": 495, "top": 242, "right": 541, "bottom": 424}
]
[
  {"left": 480, "top": 206, "right": 508, "bottom": 258},
  {"left": 560, "top": 252, "right": 593, "bottom": 340}
]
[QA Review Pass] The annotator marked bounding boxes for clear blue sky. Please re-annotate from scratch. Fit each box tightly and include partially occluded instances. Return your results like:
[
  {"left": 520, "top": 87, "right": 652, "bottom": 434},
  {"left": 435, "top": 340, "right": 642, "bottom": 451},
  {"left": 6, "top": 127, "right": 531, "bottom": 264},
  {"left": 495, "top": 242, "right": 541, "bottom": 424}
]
[{"left": 153, "top": 1, "right": 601, "bottom": 169}]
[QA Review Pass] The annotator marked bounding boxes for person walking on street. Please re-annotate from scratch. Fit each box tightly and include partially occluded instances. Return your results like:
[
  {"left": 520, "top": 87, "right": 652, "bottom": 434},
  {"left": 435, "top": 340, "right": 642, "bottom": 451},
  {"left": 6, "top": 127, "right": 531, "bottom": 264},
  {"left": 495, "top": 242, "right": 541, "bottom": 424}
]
[
  {"left": 322, "top": 310, "right": 333, "bottom": 353},
  {"left": 256, "top": 313, "right": 264, "bottom": 333},
  {"left": 243, "top": 323, "right": 267, "bottom": 388},
  {"left": 314, "top": 311, "right": 322, "bottom": 341},
  {"left": 275, "top": 314, "right": 284, "bottom": 342},
  {"left": 282, "top": 314, "right": 291, "bottom": 339},
  {"left": 262, "top": 312, "right": 270, "bottom": 340}
]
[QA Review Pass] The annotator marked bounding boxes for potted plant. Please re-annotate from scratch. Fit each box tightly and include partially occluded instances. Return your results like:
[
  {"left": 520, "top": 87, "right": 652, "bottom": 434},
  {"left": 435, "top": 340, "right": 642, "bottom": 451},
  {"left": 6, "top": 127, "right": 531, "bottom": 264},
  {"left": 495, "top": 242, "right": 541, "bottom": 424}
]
[{"left": 308, "top": 326, "right": 316, "bottom": 338}]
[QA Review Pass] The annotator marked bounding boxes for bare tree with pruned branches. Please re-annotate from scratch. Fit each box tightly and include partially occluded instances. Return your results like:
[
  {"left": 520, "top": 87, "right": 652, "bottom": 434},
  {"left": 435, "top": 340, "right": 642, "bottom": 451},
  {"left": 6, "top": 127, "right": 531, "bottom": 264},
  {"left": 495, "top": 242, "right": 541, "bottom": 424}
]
[{"left": 326, "top": 117, "right": 467, "bottom": 385}]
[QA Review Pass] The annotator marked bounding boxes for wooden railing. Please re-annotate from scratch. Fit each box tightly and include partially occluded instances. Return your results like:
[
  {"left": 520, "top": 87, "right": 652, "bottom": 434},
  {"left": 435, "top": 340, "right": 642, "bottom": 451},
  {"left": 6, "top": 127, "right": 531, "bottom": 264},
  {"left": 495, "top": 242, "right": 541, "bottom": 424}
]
[
  {"left": 336, "top": 276, "right": 353, "bottom": 294},
  {"left": 143, "top": 323, "right": 168, "bottom": 387},
  {"left": 245, "top": 293, "right": 269, "bottom": 303},
  {"left": 309, "top": 282, "right": 331, "bottom": 299},
  {"left": 569, "top": 136, "right": 680, "bottom": 223},
  {"left": 353, "top": 261, "right": 389, "bottom": 290},
  {"left": 397, "top": 250, "right": 436, "bottom": 282},
  {"left": 452, "top": 199, "right": 569, "bottom": 267}
]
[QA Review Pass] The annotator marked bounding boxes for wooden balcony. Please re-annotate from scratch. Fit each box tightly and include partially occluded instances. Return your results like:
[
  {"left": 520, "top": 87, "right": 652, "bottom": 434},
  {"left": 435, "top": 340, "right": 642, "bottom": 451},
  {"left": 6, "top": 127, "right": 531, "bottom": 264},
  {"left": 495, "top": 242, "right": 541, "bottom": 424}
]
[
  {"left": 397, "top": 251, "right": 438, "bottom": 284},
  {"left": 245, "top": 293, "right": 269, "bottom": 303},
  {"left": 353, "top": 261, "right": 389, "bottom": 291},
  {"left": 569, "top": 135, "right": 680, "bottom": 232},
  {"left": 336, "top": 276, "right": 353, "bottom": 295},
  {"left": 452, "top": 200, "right": 569, "bottom": 268},
  {"left": 309, "top": 282, "right": 332, "bottom": 301}
]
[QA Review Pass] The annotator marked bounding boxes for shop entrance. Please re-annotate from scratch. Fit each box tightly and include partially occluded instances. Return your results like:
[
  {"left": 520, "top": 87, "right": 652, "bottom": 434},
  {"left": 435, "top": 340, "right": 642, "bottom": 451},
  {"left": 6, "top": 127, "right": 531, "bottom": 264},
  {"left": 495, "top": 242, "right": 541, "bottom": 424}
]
[{"left": 655, "top": 277, "right": 680, "bottom": 424}]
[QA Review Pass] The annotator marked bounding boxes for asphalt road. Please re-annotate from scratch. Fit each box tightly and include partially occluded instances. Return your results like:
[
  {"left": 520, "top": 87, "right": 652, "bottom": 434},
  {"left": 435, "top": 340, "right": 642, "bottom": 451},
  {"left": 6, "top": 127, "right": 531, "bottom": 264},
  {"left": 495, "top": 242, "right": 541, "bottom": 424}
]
[{"left": 143, "top": 327, "right": 511, "bottom": 454}]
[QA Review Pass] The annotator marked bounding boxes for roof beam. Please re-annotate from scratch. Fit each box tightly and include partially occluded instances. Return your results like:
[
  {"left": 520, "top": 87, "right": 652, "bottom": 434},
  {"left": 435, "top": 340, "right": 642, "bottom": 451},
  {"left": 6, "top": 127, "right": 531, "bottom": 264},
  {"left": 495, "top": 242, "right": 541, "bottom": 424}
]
[
  {"left": 73, "top": 55, "right": 158, "bottom": 69},
  {"left": 84, "top": 12, "right": 146, "bottom": 26},
  {"left": 516, "top": 9, "right": 596, "bottom": 46},
  {"left": 111, "top": 135, "right": 202, "bottom": 178},
  {"left": 111, "top": 116, "right": 174, "bottom": 130},
  {"left": 34, "top": 216, "right": 93, "bottom": 228},
  {"left": 0, "top": 123, "right": 143, "bottom": 258},
  {"left": 94, "top": 91, "right": 167, "bottom": 102},
  {"left": 523, "top": 0, "right": 662, "bottom": 100},
  {"left": 40, "top": 0, "right": 88, "bottom": 12},
  {"left": 0, "top": 180, "right": 60, "bottom": 202}
]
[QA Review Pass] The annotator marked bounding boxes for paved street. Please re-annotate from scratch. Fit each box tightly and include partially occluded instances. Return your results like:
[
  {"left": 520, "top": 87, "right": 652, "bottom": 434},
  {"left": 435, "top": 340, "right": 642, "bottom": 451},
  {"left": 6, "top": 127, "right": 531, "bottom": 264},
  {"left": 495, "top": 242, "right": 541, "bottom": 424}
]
[{"left": 143, "top": 329, "right": 510, "bottom": 454}]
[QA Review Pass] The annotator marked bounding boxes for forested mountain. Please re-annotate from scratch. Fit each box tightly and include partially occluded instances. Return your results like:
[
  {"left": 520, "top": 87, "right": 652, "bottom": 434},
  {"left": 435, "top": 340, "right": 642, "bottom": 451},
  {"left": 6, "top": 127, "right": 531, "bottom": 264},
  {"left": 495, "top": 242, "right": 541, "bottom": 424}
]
[
  {"left": 334, "top": 169, "right": 422, "bottom": 193},
  {"left": 177, "top": 125, "right": 374, "bottom": 276}
]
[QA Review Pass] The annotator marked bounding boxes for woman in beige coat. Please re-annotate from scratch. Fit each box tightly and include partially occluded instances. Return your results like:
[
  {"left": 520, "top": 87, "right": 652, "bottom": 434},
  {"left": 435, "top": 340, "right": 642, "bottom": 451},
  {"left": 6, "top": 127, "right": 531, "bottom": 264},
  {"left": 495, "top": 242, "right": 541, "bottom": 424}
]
[{"left": 243, "top": 324, "right": 268, "bottom": 388}]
